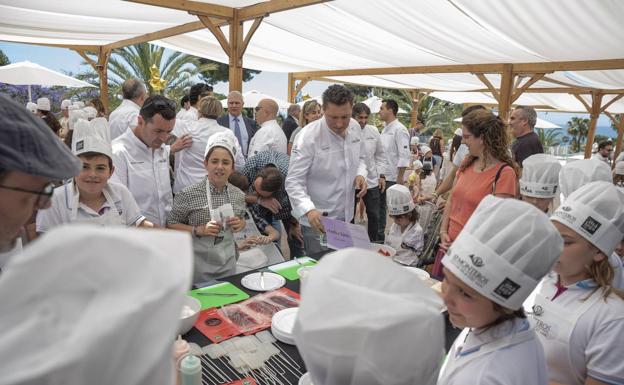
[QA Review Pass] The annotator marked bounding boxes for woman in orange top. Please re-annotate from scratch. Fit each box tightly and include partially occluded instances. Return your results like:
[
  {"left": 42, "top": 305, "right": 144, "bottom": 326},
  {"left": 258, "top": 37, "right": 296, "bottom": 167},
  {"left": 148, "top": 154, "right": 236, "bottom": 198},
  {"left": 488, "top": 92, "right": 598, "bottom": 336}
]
[{"left": 440, "top": 109, "right": 517, "bottom": 248}]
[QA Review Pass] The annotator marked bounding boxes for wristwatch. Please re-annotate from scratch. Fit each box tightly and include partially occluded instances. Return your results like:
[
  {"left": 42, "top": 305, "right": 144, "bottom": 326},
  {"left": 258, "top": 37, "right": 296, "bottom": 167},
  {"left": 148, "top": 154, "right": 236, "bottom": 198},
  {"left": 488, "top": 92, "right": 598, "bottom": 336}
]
[{"left": 379, "top": 174, "right": 386, "bottom": 179}]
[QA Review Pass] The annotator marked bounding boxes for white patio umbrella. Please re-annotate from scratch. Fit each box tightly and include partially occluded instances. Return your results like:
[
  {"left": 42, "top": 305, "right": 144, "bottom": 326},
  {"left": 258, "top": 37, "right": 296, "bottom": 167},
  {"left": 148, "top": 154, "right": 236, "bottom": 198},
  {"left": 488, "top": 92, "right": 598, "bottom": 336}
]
[
  {"left": 453, "top": 116, "right": 560, "bottom": 129},
  {"left": 0, "top": 61, "right": 95, "bottom": 102},
  {"left": 362, "top": 95, "right": 408, "bottom": 114},
  {"left": 220, "top": 90, "right": 291, "bottom": 109}
]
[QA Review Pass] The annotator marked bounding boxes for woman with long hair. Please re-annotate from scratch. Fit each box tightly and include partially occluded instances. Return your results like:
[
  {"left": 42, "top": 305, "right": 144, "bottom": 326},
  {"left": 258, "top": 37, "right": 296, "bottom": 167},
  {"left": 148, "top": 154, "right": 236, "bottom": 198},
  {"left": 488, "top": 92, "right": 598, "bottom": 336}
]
[{"left": 287, "top": 99, "right": 321, "bottom": 155}]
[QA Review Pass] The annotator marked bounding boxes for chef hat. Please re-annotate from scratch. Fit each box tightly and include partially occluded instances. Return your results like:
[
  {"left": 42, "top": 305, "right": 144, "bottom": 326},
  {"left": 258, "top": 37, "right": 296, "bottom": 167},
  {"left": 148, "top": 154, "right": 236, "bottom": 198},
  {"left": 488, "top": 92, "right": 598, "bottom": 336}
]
[
  {"left": 410, "top": 136, "right": 419, "bottom": 146},
  {"left": 559, "top": 159, "right": 612, "bottom": 198},
  {"left": 615, "top": 161, "right": 624, "bottom": 175},
  {"left": 386, "top": 184, "right": 415, "bottom": 216},
  {"left": 72, "top": 117, "right": 113, "bottom": 159},
  {"left": 68, "top": 108, "right": 88, "bottom": 131},
  {"left": 204, "top": 131, "right": 237, "bottom": 159},
  {"left": 420, "top": 145, "right": 432, "bottom": 154},
  {"left": 454, "top": 127, "right": 463, "bottom": 136},
  {"left": 36, "top": 97, "right": 51, "bottom": 111},
  {"left": 442, "top": 195, "right": 563, "bottom": 310},
  {"left": 26, "top": 102, "right": 37, "bottom": 113},
  {"left": 293, "top": 248, "right": 444, "bottom": 385},
  {"left": 412, "top": 159, "right": 423, "bottom": 170},
  {"left": 61, "top": 99, "right": 72, "bottom": 109},
  {"left": 83, "top": 106, "right": 98, "bottom": 120},
  {"left": 0, "top": 225, "right": 193, "bottom": 385},
  {"left": 73, "top": 101, "right": 85, "bottom": 108},
  {"left": 552, "top": 181, "right": 624, "bottom": 257},
  {"left": 519, "top": 153, "right": 561, "bottom": 198}
]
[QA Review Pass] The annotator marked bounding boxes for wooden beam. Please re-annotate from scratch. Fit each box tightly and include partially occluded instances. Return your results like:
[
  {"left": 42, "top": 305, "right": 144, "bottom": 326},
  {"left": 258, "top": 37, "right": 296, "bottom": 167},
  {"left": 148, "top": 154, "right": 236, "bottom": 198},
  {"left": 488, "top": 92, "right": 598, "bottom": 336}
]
[
  {"left": 599, "top": 93, "right": 624, "bottom": 113},
  {"left": 199, "top": 15, "right": 231, "bottom": 57},
  {"left": 512, "top": 73, "right": 545, "bottom": 102},
  {"left": 498, "top": 64, "right": 515, "bottom": 122},
  {"left": 572, "top": 94, "right": 592, "bottom": 113},
  {"left": 287, "top": 73, "right": 296, "bottom": 103},
  {"left": 604, "top": 111, "right": 618, "bottom": 127},
  {"left": 291, "top": 58, "right": 624, "bottom": 79},
  {"left": 228, "top": 11, "right": 243, "bottom": 92},
  {"left": 584, "top": 91, "right": 603, "bottom": 159},
  {"left": 294, "top": 78, "right": 310, "bottom": 97},
  {"left": 0, "top": 40, "right": 100, "bottom": 51},
  {"left": 409, "top": 90, "right": 421, "bottom": 129},
  {"left": 475, "top": 73, "right": 500, "bottom": 102},
  {"left": 127, "top": 0, "right": 233, "bottom": 19},
  {"left": 614, "top": 114, "right": 624, "bottom": 167},
  {"left": 238, "top": 0, "right": 331, "bottom": 21},
  {"left": 96, "top": 47, "right": 112, "bottom": 114},
  {"left": 74, "top": 50, "right": 98, "bottom": 71},
  {"left": 541, "top": 75, "right": 592, "bottom": 90},
  {"left": 103, "top": 20, "right": 208, "bottom": 51},
  {"left": 239, "top": 17, "right": 263, "bottom": 61}
]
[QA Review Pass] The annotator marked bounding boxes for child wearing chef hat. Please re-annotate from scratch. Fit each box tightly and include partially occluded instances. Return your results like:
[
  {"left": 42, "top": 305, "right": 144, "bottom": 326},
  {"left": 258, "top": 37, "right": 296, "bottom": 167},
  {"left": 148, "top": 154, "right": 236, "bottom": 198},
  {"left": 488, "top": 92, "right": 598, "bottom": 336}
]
[
  {"left": 438, "top": 196, "right": 563, "bottom": 385},
  {"left": 529, "top": 181, "right": 624, "bottom": 385},
  {"left": 519, "top": 153, "right": 561, "bottom": 213},
  {"left": 36, "top": 117, "right": 151, "bottom": 231},
  {"left": 384, "top": 184, "right": 424, "bottom": 266}
]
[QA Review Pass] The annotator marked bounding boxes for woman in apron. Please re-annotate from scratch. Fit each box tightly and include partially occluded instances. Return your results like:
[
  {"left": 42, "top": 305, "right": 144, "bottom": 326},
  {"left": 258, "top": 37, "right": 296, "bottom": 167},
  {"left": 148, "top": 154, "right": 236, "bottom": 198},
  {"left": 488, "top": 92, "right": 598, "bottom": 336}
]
[
  {"left": 167, "top": 133, "right": 246, "bottom": 283},
  {"left": 437, "top": 196, "right": 563, "bottom": 385},
  {"left": 530, "top": 181, "right": 624, "bottom": 385},
  {"left": 36, "top": 118, "right": 149, "bottom": 232},
  {"left": 384, "top": 184, "right": 424, "bottom": 266}
]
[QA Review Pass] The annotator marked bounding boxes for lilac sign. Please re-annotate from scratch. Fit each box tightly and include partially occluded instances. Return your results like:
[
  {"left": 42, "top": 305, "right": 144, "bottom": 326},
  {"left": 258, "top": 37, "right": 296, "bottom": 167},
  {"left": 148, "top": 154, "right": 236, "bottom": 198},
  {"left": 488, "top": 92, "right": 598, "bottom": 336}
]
[{"left": 320, "top": 217, "right": 371, "bottom": 250}]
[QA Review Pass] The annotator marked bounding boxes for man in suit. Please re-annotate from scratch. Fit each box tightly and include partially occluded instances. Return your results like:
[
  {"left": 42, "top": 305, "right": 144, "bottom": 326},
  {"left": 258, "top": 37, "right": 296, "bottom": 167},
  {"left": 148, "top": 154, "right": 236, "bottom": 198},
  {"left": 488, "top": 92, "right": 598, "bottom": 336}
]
[
  {"left": 217, "top": 91, "right": 258, "bottom": 157},
  {"left": 281, "top": 103, "right": 301, "bottom": 142}
]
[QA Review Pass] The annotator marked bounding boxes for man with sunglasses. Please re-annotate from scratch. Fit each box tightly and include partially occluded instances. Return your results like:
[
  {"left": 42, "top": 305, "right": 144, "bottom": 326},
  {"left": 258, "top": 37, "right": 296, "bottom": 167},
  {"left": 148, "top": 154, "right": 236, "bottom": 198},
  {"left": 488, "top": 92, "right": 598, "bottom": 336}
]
[
  {"left": 111, "top": 95, "right": 185, "bottom": 227},
  {"left": 0, "top": 94, "right": 81, "bottom": 269},
  {"left": 592, "top": 140, "right": 613, "bottom": 165},
  {"left": 247, "top": 99, "right": 287, "bottom": 157}
]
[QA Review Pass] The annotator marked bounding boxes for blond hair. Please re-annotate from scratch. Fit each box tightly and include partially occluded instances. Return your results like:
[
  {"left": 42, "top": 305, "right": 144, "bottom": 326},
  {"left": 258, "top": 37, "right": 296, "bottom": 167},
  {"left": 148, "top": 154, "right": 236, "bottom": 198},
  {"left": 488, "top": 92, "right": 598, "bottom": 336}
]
[{"left": 198, "top": 96, "right": 223, "bottom": 119}]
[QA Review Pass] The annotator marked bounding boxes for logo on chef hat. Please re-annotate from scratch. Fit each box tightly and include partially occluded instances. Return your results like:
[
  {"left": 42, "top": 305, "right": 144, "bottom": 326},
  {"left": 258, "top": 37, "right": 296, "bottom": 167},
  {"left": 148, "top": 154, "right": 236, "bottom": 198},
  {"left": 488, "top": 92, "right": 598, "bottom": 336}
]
[
  {"left": 561, "top": 206, "right": 572, "bottom": 212},
  {"left": 469, "top": 254, "right": 484, "bottom": 267},
  {"left": 532, "top": 304, "right": 544, "bottom": 316},
  {"left": 493, "top": 278, "right": 521, "bottom": 300},
  {"left": 76, "top": 140, "right": 84, "bottom": 151},
  {"left": 580, "top": 216, "right": 601, "bottom": 235}
]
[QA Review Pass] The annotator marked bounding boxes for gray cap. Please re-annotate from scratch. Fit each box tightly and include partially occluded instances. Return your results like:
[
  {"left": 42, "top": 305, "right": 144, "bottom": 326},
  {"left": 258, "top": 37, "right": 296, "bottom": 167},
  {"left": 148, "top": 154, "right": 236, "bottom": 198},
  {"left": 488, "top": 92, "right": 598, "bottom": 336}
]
[{"left": 0, "top": 94, "right": 81, "bottom": 179}]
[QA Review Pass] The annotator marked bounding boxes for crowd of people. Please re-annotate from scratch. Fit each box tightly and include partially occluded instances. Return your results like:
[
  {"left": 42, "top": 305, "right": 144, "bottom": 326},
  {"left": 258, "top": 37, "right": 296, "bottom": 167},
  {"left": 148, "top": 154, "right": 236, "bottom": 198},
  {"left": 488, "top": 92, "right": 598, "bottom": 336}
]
[{"left": 1, "top": 78, "right": 624, "bottom": 385}]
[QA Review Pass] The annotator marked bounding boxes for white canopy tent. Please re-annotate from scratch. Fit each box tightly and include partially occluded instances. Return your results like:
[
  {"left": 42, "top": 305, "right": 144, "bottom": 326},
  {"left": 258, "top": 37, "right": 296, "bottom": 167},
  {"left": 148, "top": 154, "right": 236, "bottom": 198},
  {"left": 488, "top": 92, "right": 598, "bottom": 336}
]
[{"left": 0, "top": 61, "right": 95, "bottom": 101}]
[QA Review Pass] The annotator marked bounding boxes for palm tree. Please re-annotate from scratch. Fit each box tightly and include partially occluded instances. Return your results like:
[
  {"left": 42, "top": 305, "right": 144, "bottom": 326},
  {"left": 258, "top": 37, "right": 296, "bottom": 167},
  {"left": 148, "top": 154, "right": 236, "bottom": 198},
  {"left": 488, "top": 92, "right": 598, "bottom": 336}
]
[
  {"left": 567, "top": 117, "right": 590, "bottom": 152},
  {"left": 74, "top": 43, "right": 215, "bottom": 110},
  {"left": 535, "top": 127, "right": 561, "bottom": 147}
]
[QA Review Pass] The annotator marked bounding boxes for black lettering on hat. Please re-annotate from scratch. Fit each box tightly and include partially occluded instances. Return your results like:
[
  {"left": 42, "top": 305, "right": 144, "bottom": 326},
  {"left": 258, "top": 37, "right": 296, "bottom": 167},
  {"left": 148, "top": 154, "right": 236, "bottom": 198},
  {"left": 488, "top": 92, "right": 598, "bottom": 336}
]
[
  {"left": 76, "top": 140, "right": 84, "bottom": 151},
  {"left": 494, "top": 278, "right": 521, "bottom": 299},
  {"left": 581, "top": 216, "right": 601, "bottom": 235},
  {"left": 561, "top": 206, "right": 572, "bottom": 212},
  {"left": 469, "top": 254, "right": 484, "bottom": 267}
]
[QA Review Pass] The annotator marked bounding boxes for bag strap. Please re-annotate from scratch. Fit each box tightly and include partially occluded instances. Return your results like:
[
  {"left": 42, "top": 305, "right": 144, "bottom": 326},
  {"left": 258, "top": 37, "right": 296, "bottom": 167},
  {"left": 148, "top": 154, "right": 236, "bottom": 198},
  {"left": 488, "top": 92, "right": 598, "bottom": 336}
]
[{"left": 492, "top": 163, "right": 508, "bottom": 195}]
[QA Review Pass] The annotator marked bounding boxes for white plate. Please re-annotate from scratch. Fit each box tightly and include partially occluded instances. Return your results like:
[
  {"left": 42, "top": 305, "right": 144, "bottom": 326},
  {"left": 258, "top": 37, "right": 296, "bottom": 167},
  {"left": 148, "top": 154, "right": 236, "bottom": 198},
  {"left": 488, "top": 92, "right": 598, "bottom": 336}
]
[
  {"left": 298, "top": 372, "right": 313, "bottom": 385},
  {"left": 405, "top": 267, "right": 430, "bottom": 280},
  {"left": 241, "top": 272, "right": 285, "bottom": 291},
  {"left": 271, "top": 308, "right": 299, "bottom": 345}
]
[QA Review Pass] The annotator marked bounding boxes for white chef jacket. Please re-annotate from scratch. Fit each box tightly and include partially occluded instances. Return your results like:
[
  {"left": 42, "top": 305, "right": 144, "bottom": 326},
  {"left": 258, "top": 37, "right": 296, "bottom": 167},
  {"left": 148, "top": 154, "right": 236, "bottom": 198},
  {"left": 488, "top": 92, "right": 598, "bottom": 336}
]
[
  {"left": 36, "top": 181, "right": 145, "bottom": 232},
  {"left": 173, "top": 118, "right": 245, "bottom": 193},
  {"left": 591, "top": 152, "right": 610, "bottom": 165},
  {"left": 111, "top": 130, "right": 173, "bottom": 226},
  {"left": 286, "top": 117, "right": 368, "bottom": 222},
  {"left": 439, "top": 318, "right": 548, "bottom": 385},
  {"left": 380, "top": 119, "right": 411, "bottom": 183},
  {"left": 361, "top": 124, "right": 389, "bottom": 189},
  {"left": 108, "top": 99, "right": 140, "bottom": 140},
  {"left": 533, "top": 274, "right": 624, "bottom": 385},
  {"left": 421, "top": 174, "right": 437, "bottom": 196},
  {"left": 453, "top": 144, "right": 469, "bottom": 167},
  {"left": 247, "top": 119, "right": 287, "bottom": 157},
  {"left": 176, "top": 108, "right": 189, "bottom": 120},
  {"left": 610, "top": 252, "right": 624, "bottom": 290},
  {"left": 177, "top": 106, "right": 198, "bottom": 121}
]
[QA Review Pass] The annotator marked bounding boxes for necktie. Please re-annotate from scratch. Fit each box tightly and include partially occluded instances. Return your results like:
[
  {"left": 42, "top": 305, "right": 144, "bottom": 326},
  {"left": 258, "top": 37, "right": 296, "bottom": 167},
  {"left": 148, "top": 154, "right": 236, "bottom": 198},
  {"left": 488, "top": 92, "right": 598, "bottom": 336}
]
[{"left": 233, "top": 117, "right": 243, "bottom": 150}]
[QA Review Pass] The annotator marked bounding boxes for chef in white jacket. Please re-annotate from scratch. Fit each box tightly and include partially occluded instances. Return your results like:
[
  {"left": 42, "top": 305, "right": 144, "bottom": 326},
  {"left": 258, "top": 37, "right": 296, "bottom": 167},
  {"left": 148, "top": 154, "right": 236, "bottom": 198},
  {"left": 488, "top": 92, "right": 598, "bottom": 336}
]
[
  {"left": 438, "top": 196, "right": 563, "bottom": 385},
  {"left": 108, "top": 78, "right": 146, "bottom": 140},
  {"left": 531, "top": 182, "right": 624, "bottom": 385},
  {"left": 247, "top": 99, "right": 287, "bottom": 157},
  {"left": 286, "top": 85, "right": 368, "bottom": 255},
  {"left": 558, "top": 159, "right": 624, "bottom": 289}
]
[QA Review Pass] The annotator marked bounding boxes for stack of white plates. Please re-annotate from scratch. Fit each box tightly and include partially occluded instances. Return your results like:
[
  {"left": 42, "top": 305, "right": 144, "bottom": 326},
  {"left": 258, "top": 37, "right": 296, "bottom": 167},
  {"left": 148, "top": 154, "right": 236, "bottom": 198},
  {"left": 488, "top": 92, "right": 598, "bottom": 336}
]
[{"left": 271, "top": 307, "right": 299, "bottom": 345}]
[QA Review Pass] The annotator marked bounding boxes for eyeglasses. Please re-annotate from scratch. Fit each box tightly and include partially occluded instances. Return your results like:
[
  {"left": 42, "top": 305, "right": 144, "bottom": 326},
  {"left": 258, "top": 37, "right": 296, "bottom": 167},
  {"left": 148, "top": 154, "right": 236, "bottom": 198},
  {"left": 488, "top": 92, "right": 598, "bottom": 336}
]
[{"left": 0, "top": 182, "right": 55, "bottom": 208}]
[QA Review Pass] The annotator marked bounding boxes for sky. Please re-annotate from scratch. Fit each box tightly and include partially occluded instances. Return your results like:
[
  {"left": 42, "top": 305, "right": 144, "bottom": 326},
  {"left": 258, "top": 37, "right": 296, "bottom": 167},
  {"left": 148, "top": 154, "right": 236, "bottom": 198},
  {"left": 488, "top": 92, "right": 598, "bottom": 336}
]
[{"left": 0, "top": 41, "right": 618, "bottom": 137}]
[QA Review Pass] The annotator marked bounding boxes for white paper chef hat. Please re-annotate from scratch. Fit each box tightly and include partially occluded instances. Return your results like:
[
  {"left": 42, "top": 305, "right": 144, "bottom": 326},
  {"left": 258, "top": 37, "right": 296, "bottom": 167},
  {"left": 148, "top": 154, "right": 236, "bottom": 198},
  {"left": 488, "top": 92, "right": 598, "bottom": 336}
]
[
  {"left": 26, "top": 102, "right": 37, "bottom": 113},
  {"left": 412, "top": 159, "right": 423, "bottom": 170},
  {"left": 36, "top": 97, "right": 50, "bottom": 111},
  {"left": 519, "top": 153, "right": 561, "bottom": 198},
  {"left": 0, "top": 225, "right": 193, "bottom": 385},
  {"left": 615, "top": 161, "right": 624, "bottom": 176},
  {"left": 386, "top": 184, "right": 415, "bottom": 216},
  {"left": 420, "top": 145, "right": 432, "bottom": 154},
  {"left": 293, "top": 248, "right": 444, "bottom": 385},
  {"left": 559, "top": 159, "right": 612, "bottom": 198},
  {"left": 72, "top": 117, "right": 113, "bottom": 159},
  {"left": 552, "top": 181, "right": 624, "bottom": 257},
  {"left": 68, "top": 108, "right": 88, "bottom": 131},
  {"left": 204, "top": 131, "right": 237, "bottom": 159},
  {"left": 442, "top": 195, "right": 563, "bottom": 310},
  {"left": 410, "top": 136, "right": 419, "bottom": 146},
  {"left": 61, "top": 99, "right": 72, "bottom": 109},
  {"left": 83, "top": 106, "right": 98, "bottom": 120},
  {"left": 454, "top": 127, "right": 463, "bottom": 136}
]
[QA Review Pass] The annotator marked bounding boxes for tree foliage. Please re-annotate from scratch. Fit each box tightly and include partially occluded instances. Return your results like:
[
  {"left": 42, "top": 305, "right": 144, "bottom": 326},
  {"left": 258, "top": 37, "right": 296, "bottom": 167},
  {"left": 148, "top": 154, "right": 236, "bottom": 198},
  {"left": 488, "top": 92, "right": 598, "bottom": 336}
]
[
  {"left": 535, "top": 127, "right": 561, "bottom": 147},
  {"left": 0, "top": 49, "right": 10, "bottom": 66},
  {"left": 566, "top": 117, "right": 590, "bottom": 152},
  {"left": 197, "top": 58, "right": 260, "bottom": 85}
]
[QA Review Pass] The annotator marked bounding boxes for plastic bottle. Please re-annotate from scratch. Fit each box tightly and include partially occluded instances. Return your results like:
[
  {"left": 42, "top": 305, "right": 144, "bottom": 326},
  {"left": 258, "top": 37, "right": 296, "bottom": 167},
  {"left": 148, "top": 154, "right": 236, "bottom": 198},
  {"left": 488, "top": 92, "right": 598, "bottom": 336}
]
[
  {"left": 173, "top": 335, "right": 190, "bottom": 385},
  {"left": 180, "top": 355, "right": 202, "bottom": 385}
]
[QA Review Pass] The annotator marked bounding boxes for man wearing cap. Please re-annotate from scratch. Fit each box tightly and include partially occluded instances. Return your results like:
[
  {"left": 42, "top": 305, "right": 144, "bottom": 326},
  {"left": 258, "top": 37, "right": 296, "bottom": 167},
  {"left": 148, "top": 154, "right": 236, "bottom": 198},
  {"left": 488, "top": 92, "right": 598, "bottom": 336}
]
[
  {"left": 519, "top": 153, "right": 561, "bottom": 213},
  {"left": 378, "top": 99, "right": 411, "bottom": 242},
  {"left": 352, "top": 102, "right": 389, "bottom": 243},
  {"left": 248, "top": 99, "right": 287, "bottom": 157},
  {"left": 0, "top": 94, "right": 81, "bottom": 270},
  {"left": 217, "top": 91, "right": 258, "bottom": 157},
  {"left": 286, "top": 85, "right": 368, "bottom": 255},
  {"left": 509, "top": 105, "right": 543, "bottom": 168},
  {"left": 111, "top": 95, "right": 183, "bottom": 227},
  {"left": 108, "top": 78, "right": 147, "bottom": 140},
  {"left": 58, "top": 99, "right": 71, "bottom": 139}
]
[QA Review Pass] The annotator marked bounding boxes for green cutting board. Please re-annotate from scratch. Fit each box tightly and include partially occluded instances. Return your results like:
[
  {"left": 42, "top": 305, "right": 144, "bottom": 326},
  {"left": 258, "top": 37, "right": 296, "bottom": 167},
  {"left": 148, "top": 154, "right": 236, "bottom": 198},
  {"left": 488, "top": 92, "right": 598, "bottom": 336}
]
[
  {"left": 188, "top": 282, "right": 249, "bottom": 310},
  {"left": 268, "top": 257, "right": 317, "bottom": 281}
]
